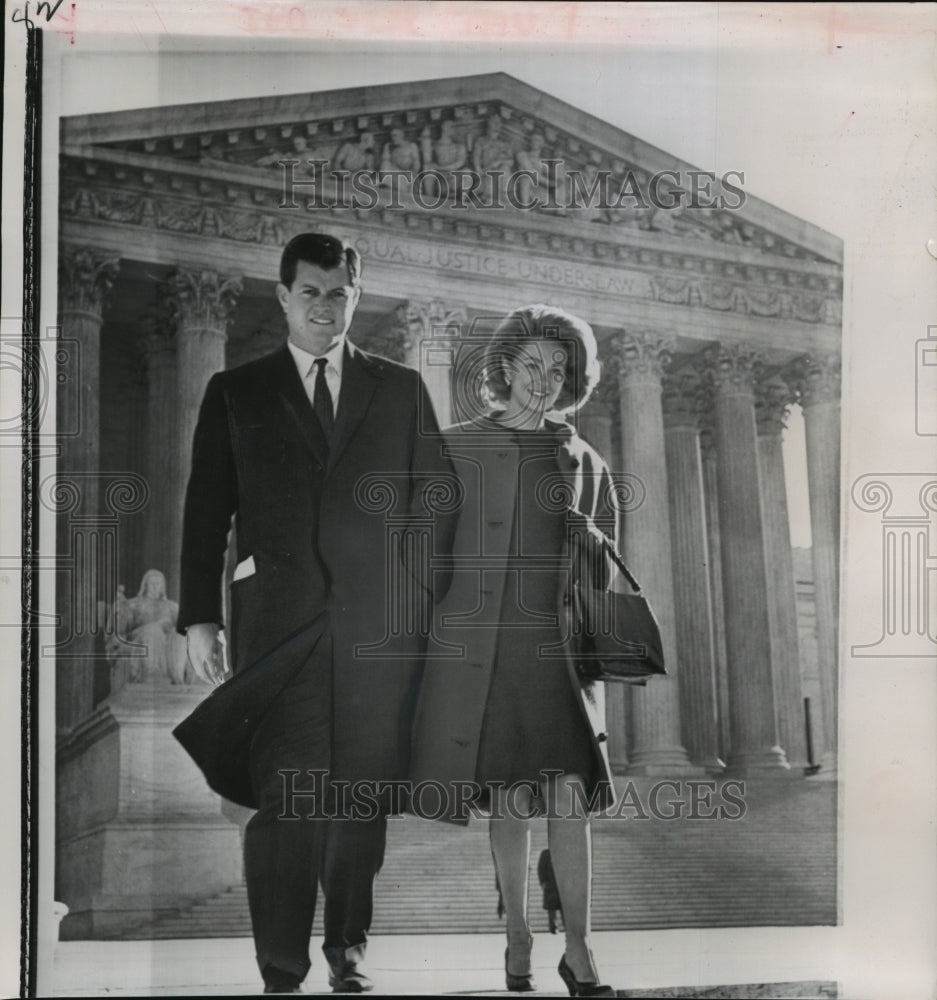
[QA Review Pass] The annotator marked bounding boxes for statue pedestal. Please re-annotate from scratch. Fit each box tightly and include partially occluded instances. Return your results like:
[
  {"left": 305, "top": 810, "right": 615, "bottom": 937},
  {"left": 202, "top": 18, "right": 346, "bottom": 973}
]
[{"left": 56, "top": 683, "right": 244, "bottom": 939}]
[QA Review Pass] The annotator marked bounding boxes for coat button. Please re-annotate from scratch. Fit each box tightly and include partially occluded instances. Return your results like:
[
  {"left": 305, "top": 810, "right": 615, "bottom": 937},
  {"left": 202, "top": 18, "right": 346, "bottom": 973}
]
[{"left": 597, "top": 732, "right": 608, "bottom": 743}]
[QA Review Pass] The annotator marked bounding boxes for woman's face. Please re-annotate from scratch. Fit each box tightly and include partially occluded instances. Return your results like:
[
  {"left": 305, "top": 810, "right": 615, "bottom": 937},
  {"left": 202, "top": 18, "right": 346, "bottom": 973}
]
[
  {"left": 504, "top": 340, "right": 568, "bottom": 417},
  {"left": 143, "top": 573, "right": 164, "bottom": 599}
]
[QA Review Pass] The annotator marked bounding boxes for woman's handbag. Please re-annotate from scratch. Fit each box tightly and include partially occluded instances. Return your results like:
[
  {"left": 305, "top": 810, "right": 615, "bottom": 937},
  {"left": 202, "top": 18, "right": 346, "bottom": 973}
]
[{"left": 572, "top": 535, "right": 667, "bottom": 685}]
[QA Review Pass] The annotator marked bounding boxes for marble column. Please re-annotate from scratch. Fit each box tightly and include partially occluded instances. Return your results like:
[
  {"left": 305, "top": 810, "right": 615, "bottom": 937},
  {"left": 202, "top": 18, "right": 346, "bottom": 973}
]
[
  {"left": 56, "top": 245, "right": 120, "bottom": 731},
  {"left": 662, "top": 368, "right": 722, "bottom": 771},
  {"left": 391, "top": 299, "right": 467, "bottom": 428},
  {"left": 698, "top": 418, "right": 731, "bottom": 763},
  {"left": 612, "top": 332, "right": 698, "bottom": 775},
  {"left": 755, "top": 372, "right": 808, "bottom": 770},
  {"left": 702, "top": 344, "right": 789, "bottom": 775},
  {"left": 165, "top": 268, "right": 242, "bottom": 595},
  {"left": 124, "top": 359, "right": 149, "bottom": 592},
  {"left": 139, "top": 307, "right": 178, "bottom": 582},
  {"left": 792, "top": 353, "right": 841, "bottom": 777},
  {"left": 577, "top": 379, "right": 628, "bottom": 772}
]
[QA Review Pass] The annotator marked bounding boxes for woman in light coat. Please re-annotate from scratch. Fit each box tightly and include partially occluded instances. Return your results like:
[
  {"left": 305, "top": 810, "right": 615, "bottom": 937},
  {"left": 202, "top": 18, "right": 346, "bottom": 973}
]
[{"left": 410, "top": 304, "right": 618, "bottom": 997}]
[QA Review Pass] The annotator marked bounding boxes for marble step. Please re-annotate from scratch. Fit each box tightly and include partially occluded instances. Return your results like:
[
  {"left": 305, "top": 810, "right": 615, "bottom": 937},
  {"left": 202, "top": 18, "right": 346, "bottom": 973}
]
[{"left": 115, "top": 780, "right": 836, "bottom": 940}]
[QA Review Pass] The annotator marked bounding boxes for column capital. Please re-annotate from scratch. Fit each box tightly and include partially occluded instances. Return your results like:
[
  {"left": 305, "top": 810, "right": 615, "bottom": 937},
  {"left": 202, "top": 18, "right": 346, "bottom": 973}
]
[
  {"left": 386, "top": 299, "right": 468, "bottom": 365},
  {"left": 662, "top": 368, "right": 705, "bottom": 430},
  {"left": 702, "top": 343, "right": 763, "bottom": 397},
  {"left": 755, "top": 370, "right": 797, "bottom": 437},
  {"left": 610, "top": 331, "right": 674, "bottom": 388},
  {"left": 788, "top": 352, "right": 842, "bottom": 408},
  {"left": 403, "top": 298, "right": 468, "bottom": 336},
  {"left": 59, "top": 245, "right": 120, "bottom": 320},
  {"left": 165, "top": 267, "right": 242, "bottom": 339}
]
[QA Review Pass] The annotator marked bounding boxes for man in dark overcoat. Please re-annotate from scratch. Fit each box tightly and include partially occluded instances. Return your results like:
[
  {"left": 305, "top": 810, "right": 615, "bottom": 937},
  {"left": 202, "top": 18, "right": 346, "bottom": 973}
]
[{"left": 174, "top": 232, "right": 454, "bottom": 994}]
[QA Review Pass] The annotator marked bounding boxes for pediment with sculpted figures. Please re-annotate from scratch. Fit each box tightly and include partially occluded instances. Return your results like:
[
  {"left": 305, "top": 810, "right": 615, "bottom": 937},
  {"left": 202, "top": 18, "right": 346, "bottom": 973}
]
[{"left": 62, "top": 72, "right": 841, "bottom": 266}]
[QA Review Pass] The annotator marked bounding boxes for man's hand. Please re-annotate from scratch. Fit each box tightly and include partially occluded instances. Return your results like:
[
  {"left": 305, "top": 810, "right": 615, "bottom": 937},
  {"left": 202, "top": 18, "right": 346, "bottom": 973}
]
[{"left": 186, "top": 623, "right": 229, "bottom": 686}]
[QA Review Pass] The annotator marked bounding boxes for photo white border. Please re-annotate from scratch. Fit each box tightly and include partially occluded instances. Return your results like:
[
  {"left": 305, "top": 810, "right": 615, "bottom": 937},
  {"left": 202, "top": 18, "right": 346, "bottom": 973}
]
[{"left": 3, "top": 3, "right": 936, "bottom": 997}]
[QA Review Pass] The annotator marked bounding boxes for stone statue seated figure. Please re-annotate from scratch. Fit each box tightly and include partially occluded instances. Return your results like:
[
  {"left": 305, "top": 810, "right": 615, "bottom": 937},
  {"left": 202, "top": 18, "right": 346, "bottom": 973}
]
[
  {"left": 418, "top": 120, "right": 468, "bottom": 200},
  {"left": 102, "top": 569, "right": 193, "bottom": 690},
  {"left": 332, "top": 131, "right": 377, "bottom": 174},
  {"left": 471, "top": 116, "right": 515, "bottom": 200},
  {"left": 380, "top": 127, "right": 422, "bottom": 176}
]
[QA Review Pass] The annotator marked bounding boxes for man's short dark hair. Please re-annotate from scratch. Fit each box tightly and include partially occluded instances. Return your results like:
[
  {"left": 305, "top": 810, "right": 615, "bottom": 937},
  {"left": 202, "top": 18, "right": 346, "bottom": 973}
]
[{"left": 279, "top": 232, "right": 362, "bottom": 289}]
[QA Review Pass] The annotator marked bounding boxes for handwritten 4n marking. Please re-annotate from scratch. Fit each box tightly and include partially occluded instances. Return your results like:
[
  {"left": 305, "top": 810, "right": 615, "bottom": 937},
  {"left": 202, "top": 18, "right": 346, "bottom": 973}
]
[{"left": 11, "top": 0, "right": 65, "bottom": 30}]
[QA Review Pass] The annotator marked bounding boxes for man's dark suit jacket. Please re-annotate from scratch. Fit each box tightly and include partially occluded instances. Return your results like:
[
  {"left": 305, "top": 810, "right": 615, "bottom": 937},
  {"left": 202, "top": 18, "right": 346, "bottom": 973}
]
[{"left": 173, "top": 341, "right": 455, "bottom": 808}]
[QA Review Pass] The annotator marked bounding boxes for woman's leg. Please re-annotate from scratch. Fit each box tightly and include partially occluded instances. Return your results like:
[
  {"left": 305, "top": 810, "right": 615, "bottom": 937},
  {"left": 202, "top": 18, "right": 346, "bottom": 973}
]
[
  {"left": 545, "top": 772, "right": 600, "bottom": 983},
  {"left": 489, "top": 783, "right": 535, "bottom": 973}
]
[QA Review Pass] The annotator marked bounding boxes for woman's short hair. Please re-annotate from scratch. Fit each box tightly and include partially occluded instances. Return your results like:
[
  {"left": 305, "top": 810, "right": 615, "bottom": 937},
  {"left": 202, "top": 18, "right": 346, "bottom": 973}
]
[
  {"left": 279, "top": 232, "right": 361, "bottom": 289},
  {"left": 484, "top": 304, "right": 601, "bottom": 414}
]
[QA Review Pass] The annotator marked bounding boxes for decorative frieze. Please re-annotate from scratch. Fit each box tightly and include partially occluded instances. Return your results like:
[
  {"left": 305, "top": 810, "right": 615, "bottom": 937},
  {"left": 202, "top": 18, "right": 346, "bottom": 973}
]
[{"left": 60, "top": 176, "right": 842, "bottom": 328}]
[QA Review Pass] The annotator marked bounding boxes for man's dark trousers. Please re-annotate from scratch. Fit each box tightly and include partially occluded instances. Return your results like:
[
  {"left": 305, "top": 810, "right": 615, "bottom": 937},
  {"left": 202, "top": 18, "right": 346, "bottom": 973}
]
[{"left": 245, "top": 632, "right": 387, "bottom": 983}]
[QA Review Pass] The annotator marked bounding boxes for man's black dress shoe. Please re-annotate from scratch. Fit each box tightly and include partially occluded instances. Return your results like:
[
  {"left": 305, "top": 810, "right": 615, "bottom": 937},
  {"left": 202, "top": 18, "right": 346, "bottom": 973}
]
[
  {"left": 323, "top": 945, "right": 374, "bottom": 994},
  {"left": 262, "top": 967, "right": 304, "bottom": 994}
]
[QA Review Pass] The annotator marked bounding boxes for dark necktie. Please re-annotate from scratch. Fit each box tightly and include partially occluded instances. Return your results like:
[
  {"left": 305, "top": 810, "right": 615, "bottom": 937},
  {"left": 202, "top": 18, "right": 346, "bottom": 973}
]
[{"left": 312, "top": 357, "right": 334, "bottom": 438}]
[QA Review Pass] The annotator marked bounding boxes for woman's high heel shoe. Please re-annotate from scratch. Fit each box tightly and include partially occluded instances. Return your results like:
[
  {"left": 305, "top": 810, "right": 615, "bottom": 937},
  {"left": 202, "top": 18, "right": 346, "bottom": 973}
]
[
  {"left": 557, "top": 955, "right": 614, "bottom": 998},
  {"left": 505, "top": 934, "right": 536, "bottom": 992}
]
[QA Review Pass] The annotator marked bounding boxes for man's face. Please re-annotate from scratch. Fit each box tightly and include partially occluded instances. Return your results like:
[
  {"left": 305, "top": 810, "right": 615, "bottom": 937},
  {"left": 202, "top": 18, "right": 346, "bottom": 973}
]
[
  {"left": 276, "top": 259, "right": 361, "bottom": 355},
  {"left": 390, "top": 128, "right": 404, "bottom": 146}
]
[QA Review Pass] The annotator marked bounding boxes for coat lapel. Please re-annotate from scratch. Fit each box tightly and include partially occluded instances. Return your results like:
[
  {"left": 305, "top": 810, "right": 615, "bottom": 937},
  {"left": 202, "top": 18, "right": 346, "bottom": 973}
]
[
  {"left": 328, "top": 342, "right": 381, "bottom": 471},
  {"left": 272, "top": 345, "right": 330, "bottom": 467}
]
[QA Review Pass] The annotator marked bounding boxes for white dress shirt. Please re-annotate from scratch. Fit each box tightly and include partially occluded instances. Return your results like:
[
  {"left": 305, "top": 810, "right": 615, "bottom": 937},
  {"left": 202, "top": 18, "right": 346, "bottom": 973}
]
[{"left": 287, "top": 338, "right": 344, "bottom": 415}]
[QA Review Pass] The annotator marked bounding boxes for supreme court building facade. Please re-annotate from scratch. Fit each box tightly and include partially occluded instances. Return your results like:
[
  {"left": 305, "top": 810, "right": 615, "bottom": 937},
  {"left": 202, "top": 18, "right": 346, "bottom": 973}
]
[{"left": 54, "top": 73, "right": 842, "bottom": 936}]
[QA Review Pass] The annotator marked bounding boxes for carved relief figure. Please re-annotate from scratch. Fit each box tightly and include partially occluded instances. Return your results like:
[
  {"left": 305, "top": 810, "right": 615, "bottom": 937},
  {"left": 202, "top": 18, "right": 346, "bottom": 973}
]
[
  {"left": 432, "top": 119, "right": 468, "bottom": 173},
  {"left": 332, "top": 131, "right": 377, "bottom": 173},
  {"left": 420, "top": 120, "right": 469, "bottom": 199},
  {"left": 380, "top": 126, "right": 421, "bottom": 174},
  {"left": 472, "top": 115, "right": 515, "bottom": 199},
  {"left": 514, "top": 133, "right": 549, "bottom": 205}
]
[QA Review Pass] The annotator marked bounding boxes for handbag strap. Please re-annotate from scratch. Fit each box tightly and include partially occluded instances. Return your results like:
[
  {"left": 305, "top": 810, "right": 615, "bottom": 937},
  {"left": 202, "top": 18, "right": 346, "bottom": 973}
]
[{"left": 599, "top": 535, "right": 643, "bottom": 594}]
